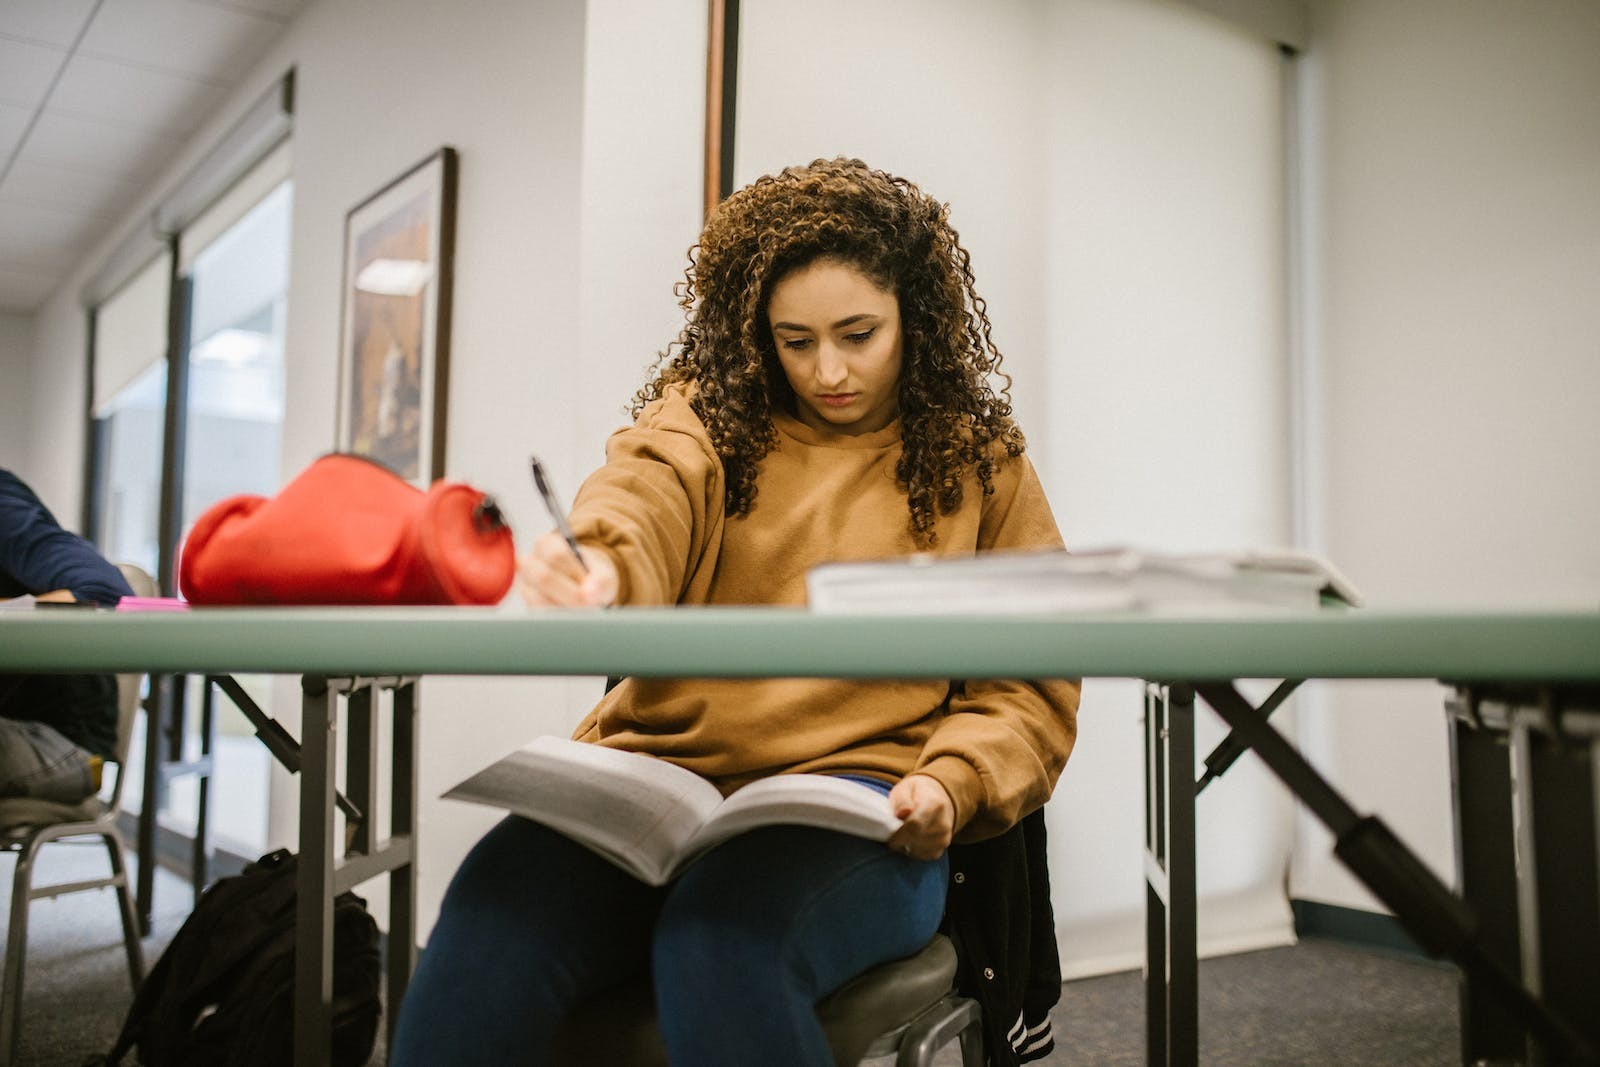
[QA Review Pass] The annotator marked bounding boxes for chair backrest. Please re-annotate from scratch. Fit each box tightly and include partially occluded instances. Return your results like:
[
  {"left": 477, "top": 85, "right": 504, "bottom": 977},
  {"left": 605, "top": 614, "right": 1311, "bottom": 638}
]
[{"left": 109, "top": 563, "right": 158, "bottom": 810}]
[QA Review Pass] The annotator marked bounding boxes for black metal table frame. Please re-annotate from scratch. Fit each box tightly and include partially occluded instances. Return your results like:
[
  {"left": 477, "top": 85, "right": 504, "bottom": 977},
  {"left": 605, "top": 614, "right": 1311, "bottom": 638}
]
[
  {"left": 295, "top": 674, "right": 418, "bottom": 1066},
  {"left": 1144, "top": 680, "right": 1600, "bottom": 1067}
]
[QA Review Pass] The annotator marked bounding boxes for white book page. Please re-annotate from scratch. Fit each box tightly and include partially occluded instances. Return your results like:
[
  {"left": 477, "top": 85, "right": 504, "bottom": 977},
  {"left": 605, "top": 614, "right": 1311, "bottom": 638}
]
[
  {"left": 807, "top": 548, "right": 1138, "bottom": 615},
  {"left": 443, "top": 736, "right": 725, "bottom": 885},
  {"left": 669, "top": 775, "right": 901, "bottom": 879},
  {"left": 806, "top": 545, "right": 1363, "bottom": 614}
]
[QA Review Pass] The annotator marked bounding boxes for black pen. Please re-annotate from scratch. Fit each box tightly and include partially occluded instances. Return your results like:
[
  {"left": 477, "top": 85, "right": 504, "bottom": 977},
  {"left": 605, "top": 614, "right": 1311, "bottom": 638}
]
[{"left": 529, "top": 456, "right": 590, "bottom": 574}]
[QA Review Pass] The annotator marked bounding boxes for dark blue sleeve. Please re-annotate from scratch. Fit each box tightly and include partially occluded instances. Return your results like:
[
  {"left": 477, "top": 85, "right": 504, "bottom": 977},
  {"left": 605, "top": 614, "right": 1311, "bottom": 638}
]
[{"left": 0, "top": 469, "right": 134, "bottom": 606}]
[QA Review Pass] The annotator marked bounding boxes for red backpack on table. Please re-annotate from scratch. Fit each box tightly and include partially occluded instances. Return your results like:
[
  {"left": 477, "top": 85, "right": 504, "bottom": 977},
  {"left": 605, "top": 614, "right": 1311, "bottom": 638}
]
[{"left": 179, "top": 454, "right": 515, "bottom": 606}]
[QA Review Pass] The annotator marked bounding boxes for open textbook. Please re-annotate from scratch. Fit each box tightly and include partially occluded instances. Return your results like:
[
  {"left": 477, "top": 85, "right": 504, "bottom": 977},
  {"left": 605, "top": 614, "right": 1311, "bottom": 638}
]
[
  {"left": 806, "top": 546, "right": 1363, "bottom": 616},
  {"left": 443, "top": 735, "right": 901, "bottom": 886}
]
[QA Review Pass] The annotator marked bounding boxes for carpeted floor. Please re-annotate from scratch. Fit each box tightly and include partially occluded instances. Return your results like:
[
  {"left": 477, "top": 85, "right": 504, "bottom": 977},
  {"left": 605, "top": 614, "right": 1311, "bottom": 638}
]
[{"left": 5, "top": 845, "right": 1458, "bottom": 1065}]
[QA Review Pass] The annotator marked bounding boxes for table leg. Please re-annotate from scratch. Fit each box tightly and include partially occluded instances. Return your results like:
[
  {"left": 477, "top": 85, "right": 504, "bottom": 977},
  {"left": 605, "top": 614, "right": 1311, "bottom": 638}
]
[
  {"left": 1145, "top": 682, "right": 1197, "bottom": 1067},
  {"left": 296, "top": 676, "right": 338, "bottom": 1067},
  {"left": 1448, "top": 697, "right": 1524, "bottom": 1065},
  {"left": 388, "top": 680, "right": 419, "bottom": 1047},
  {"left": 134, "top": 673, "right": 166, "bottom": 935},
  {"left": 194, "top": 676, "right": 215, "bottom": 897},
  {"left": 1195, "top": 680, "right": 1594, "bottom": 1064},
  {"left": 1511, "top": 701, "right": 1600, "bottom": 1064}
]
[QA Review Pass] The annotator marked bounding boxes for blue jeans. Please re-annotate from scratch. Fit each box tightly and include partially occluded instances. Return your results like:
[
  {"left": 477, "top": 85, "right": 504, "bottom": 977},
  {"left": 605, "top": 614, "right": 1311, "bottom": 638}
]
[{"left": 391, "top": 812, "right": 948, "bottom": 1066}]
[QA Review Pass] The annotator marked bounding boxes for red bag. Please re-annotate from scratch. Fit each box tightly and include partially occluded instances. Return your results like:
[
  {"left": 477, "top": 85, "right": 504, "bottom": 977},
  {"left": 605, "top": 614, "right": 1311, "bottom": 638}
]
[{"left": 179, "top": 454, "right": 515, "bottom": 606}]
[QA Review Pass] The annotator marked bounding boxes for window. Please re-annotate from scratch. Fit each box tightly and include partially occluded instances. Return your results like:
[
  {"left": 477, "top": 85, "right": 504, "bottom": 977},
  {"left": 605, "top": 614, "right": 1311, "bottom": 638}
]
[
  {"left": 95, "top": 146, "right": 292, "bottom": 864},
  {"left": 91, "top": 252, "right": 171, "bottom": 580},
  {"left": 163, "top": 174, "right": 293, "bottom": 857}
]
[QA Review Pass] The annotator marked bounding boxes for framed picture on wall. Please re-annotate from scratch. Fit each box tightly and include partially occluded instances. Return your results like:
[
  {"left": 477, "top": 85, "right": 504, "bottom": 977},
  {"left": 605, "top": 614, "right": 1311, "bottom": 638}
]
[{"left": 335, "top": 146, "right": 458, "bottom": 485}]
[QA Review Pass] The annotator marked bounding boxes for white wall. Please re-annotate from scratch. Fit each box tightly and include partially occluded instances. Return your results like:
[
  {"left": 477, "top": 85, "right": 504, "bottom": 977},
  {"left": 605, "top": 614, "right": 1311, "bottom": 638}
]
[
  {"left": 0, "top": 312, "right": 34, "bottom": 471},
  {"left": 19, "top": 296, "right": 86, "bottom": 515},
  {"left": 736, "top": 0, "right": 1298, "bottom": 975},
  {"left": 1290, "top": 0, "right": 1600, "bottom": 911},
  {"left": 577, "top": 0, "right": 707, "bottom": 464},
  {"left": 1043, "top": 0, "right": 1298, "bottom": 973},
  {"left": 734, "top": 0, "right": 1053, "bottom": 439}
]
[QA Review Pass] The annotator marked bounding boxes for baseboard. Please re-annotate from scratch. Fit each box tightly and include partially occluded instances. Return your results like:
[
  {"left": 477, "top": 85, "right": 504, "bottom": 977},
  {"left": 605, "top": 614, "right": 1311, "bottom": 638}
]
[{"left": 1290, "top": 898, "right": 1439, "bottom": 963}]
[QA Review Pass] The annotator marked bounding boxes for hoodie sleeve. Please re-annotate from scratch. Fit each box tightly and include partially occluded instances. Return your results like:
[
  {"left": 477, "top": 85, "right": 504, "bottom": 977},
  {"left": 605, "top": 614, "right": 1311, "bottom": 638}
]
[
  {"left": 0, "top": 469, "right": 134, "bottom": 606},
  {"left": 565, "top": 388, "right": 726, "bottom": 607},
  {"left": 911, "top": 454, "right": 1081, "bottom": 840}
]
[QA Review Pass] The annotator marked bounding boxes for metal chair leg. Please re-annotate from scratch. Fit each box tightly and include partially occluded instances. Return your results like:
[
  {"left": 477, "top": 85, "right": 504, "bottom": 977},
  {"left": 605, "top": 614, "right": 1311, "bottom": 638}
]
[
  {"left": 957, "top": 1011, "right": 985, "bottom": 1067},
  {"left": 103, "top": 832, "right": 145, "bottom": 986},
  {"left": 895, "top": 997, "right": 982, "bottom": 1067},
  {"left": 1, "top": 841, "right": 38, "bottom": 1067}
]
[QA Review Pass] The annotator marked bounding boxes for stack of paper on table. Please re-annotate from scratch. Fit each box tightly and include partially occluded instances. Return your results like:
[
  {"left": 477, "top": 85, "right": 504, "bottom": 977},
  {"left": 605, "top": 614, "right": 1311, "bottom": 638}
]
[{"left": 805, "top": 546, "right": 1363, "bottom": 616}]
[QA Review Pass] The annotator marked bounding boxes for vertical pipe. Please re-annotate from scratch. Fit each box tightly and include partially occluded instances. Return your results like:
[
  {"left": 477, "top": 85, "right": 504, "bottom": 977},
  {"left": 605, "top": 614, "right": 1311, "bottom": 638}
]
[
  {"left": 81, "top": 308, "right": 99, "bottom": 537},
  {"left": 155, "top": 245, "right": 190, "bottom": 598}
]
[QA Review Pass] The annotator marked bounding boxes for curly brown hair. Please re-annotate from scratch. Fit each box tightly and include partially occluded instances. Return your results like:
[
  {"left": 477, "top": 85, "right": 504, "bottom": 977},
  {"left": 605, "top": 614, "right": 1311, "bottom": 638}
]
[{"left": 633, "top": 157, "right": 1025, "bottom": 547}]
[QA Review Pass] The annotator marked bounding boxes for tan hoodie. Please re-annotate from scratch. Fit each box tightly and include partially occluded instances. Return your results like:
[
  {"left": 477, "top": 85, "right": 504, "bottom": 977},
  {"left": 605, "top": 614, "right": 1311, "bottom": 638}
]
[{"left": 567, "top": 384, "right": 1080, "bottom": 841}]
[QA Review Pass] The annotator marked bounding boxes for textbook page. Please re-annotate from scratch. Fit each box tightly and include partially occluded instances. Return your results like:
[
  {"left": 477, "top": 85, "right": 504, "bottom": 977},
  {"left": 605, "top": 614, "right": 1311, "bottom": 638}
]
[
  {"left": 672, "top": 773, "right": 900, "bottom": 878},
  {"left": 443, "top": 737, "right": 902, "bottom": 885},
  {"left": 444, "top": 736, "right": 725, "bottom": 885}
]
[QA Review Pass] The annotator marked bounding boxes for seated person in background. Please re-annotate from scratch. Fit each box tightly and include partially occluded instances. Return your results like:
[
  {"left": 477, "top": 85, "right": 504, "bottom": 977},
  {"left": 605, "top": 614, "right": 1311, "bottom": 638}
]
[
  {"left": 391, "top": 158, "right": 1080, "bottom": 1066},
  {"left": 0, "top": 467, "right": 134, "bottom": 804}
]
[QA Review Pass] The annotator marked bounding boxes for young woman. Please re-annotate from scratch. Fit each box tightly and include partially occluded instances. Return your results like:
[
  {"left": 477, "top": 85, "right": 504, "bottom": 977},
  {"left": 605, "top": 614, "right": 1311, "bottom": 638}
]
[{"left": 391, "top": 158, "right": 1080, "bottom": 1066}]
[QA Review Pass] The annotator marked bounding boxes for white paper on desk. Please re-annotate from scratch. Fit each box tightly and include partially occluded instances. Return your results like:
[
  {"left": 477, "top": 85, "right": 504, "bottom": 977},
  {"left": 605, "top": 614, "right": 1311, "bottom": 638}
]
[{"left": 805, "top": 546, "right": 1362, "bottom": 615}]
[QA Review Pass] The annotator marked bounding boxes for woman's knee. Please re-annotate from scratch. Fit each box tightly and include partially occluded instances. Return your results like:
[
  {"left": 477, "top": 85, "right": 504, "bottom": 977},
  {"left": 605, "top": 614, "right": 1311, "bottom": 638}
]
[
  {"left": 434, "top": 817, "right": 659, "bottom": 950},
  {"left": 652, "top": 826, "right": 947, "bottom": 995}
]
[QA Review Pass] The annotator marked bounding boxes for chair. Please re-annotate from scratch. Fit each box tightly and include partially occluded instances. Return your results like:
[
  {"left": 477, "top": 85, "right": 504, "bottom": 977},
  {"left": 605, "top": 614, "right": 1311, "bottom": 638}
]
[
  {"left": 554, "top": 677, "right": 985, "bottom": 1065},
  {"left": 0, "top": 563, "right": 154, "bottom": 1065},
  {"left": 553, "top": 931, "right": 984, "bottom": 1067}
]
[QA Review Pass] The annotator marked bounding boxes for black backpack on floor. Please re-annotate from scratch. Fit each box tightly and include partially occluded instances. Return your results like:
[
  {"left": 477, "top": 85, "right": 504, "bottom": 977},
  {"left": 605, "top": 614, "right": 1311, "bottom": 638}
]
[{"left": 94, "top": 848, "right": 382, "bottom": 1067}]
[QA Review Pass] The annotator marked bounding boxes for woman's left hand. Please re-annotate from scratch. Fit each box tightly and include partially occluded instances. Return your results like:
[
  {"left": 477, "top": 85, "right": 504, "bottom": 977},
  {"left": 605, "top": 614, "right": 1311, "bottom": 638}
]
[{"left": 887, "top": 774, "right": 955, "bottom": 861}]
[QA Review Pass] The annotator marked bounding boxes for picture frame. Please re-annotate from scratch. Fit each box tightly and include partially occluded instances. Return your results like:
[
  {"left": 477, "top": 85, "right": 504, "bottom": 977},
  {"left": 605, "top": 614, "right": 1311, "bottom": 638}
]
[{"left": 335, "top": 146, "right": 458, "bottom": 485}]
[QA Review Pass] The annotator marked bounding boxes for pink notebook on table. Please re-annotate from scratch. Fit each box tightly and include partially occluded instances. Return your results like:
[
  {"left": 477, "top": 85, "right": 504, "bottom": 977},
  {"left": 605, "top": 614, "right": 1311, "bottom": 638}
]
[{"left": 116, "top": 597, "right": 190, "bottom": 613}]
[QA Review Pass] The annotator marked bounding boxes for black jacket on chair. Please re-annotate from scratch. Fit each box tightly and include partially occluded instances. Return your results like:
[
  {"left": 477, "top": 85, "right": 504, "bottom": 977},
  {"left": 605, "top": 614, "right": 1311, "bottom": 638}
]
[
  {"left": 944, "top": 807, "right": 1061, "bottom": 1065},
  {"left": 0, "top": 468, "right": 132, "bottom": 759}
]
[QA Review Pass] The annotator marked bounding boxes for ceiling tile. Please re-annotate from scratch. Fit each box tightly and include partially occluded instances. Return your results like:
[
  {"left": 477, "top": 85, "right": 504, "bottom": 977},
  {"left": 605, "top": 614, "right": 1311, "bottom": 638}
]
[
  {"left": 51, "top": 52, "right": 227, "bottom": 138},
  {"left": 79, "top": 0, "right": 285, "bottom": 83},
  {"left": 0, "top": 0, "right": 98, "bottom": 49},
  {"left": 1, "top": 157, "right": 142, "bottom": 218},
  {"left": 0, "top": 101, "right": 28, "bottom": 156},
  {"left": 21, "top": 109, "right": 181, "bottom": 180},
  {"left": 205, "top": 0, "right": 303, "bottom": 20},
  {"left": 0, "top": 199, "right": 96, "bottom": 267},
  {"left": 0, "top": 265, "right": 60, "bottom": 313},
  {"left": 0, "top": 0, "right": 303, "bottom": 314},
  {"left": 0, "top": 36, "right": 64, "bottom": 108}
]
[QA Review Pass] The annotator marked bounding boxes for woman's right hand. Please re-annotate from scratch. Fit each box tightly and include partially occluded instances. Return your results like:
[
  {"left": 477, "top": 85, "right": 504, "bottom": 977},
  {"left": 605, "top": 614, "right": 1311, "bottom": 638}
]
[{"left": 515, "top": 531, "right": 619, "bottom": 608}]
